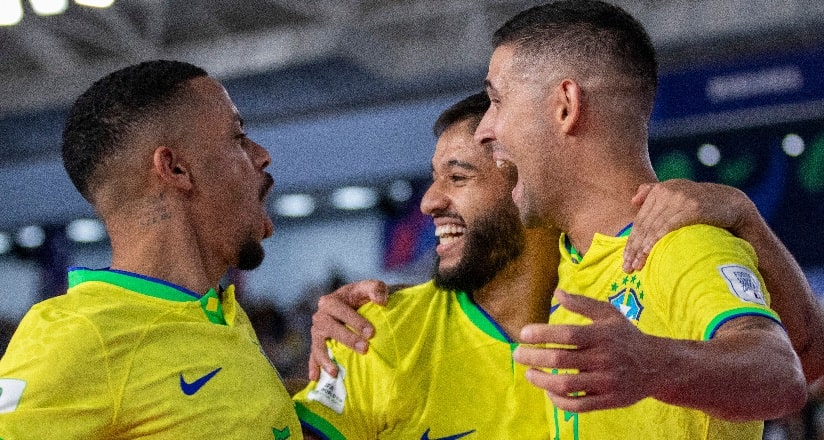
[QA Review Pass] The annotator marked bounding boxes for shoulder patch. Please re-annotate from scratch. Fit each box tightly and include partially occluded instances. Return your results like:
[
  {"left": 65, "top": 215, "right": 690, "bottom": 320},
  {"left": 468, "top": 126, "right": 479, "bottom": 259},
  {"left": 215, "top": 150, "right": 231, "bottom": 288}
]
[
  {"left": 307, "top": 349, "right": 347, "bottom": 414},
  {"left": 0, "top": 378, "right": 26, "bottom": 414},
  {"left": 718, "top": 264, "right": 766, "bottom": 306}
]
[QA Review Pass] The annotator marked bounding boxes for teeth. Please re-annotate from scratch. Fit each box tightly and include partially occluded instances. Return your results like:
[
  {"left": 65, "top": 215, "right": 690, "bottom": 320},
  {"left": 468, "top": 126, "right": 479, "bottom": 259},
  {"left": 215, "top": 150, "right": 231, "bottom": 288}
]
[{"left": 435, "top": 224, "right": 466, "bottom": 244}]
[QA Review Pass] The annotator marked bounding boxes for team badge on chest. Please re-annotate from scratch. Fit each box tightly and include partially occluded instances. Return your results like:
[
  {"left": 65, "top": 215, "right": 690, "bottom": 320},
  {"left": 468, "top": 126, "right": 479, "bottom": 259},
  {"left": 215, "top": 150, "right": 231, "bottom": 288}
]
[{"left": 608, "top": 274, "right": 644, "bottom": 321}]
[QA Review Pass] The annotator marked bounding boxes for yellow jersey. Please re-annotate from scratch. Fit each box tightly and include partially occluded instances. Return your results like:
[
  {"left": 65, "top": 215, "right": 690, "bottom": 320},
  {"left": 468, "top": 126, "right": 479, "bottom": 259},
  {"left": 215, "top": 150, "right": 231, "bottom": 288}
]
[
  {"left": 0, "top": 267, "right": 301, "bottom": 440},
  {"left": 293, "top": 281, "right": 552, "bottom": 439},
  {"left": 549, "top": 225, "right": 781, "bottom": 440}
]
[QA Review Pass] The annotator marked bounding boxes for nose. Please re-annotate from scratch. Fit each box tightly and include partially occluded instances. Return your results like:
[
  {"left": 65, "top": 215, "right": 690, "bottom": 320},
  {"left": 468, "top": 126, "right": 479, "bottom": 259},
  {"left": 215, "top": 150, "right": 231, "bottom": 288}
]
[
  {"left": 473, "top": 108, "right": 496, "bottom": 145},
  {"left": 420, "top": 180, "right": 448, "bottom": 217},
  {"left": 249, "top": 138, "right": 271, "bottom": 170}
]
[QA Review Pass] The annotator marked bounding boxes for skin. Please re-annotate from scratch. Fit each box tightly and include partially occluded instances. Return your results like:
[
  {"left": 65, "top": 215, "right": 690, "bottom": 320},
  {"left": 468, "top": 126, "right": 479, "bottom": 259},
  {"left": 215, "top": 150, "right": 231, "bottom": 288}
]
[
  {"left": 302, "top": 118, "right": 558, "bottom": 439},
  {"left": 473, "top": 43, "right": 805, "bottom": 421},
  {"left": 100, "top": 76, "right": 274, "bottom": 295}
]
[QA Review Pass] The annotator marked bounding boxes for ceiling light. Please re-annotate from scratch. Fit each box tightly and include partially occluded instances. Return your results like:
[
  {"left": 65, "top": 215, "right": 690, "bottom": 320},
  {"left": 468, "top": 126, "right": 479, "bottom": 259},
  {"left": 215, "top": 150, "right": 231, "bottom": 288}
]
[
  {"left": 388, "top": 180, "right": 413, "bottom": 203},
  {"left": 331, "top": 186, "right": 378, "bottom": 210},
  {"left": 697, "top": 143, "right": 721, "bottom": 167},
  {"left": 74, "top": 0, "right": 113, "bottom": 7},
  {"left": 275, "top": 194, "right": 315, "bottom": 217},
  {"left": 782, "top": 133, "right": 805, "bottom": 157},
  {"left": 16, "top": 225, "right": 45, "bottom": 248},
  {"left": 0, "top": 0, "right": 24, "bottom": 26},
  {"left": 66, "top": 218, "right": 107, "bottom": 243},
  {"left": 0, "top": 232, "right": 11, "bottom": 255},
  {"left": 30, "top": 0, "right": 67, "bottom": 15}
]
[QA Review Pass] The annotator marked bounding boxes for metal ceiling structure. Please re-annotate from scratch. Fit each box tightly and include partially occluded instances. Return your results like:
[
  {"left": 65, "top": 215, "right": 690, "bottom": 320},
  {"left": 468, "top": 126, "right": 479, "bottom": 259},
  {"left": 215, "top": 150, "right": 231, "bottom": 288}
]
[{"left": 2, "top": 0, "right": 823, "bottom": 116}]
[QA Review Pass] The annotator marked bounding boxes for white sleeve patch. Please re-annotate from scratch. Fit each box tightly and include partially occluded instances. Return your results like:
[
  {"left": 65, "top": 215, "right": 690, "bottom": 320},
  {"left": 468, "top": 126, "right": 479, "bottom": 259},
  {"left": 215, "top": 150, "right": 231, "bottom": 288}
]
[
  {"left": 307, "top": 349, "right": 347, "bottom": 414},
  {"left": 0, "top": 378, "right": 26, "bottom": 414},
  {"left": 718, "top": 264, "right": 767, "bottom": 306}
]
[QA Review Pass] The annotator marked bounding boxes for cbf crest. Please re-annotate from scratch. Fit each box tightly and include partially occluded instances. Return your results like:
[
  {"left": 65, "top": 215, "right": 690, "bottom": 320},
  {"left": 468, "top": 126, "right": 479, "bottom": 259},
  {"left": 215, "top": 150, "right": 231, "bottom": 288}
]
[{"left": 608, "top": 274, "right": 644, "bottom": 321}]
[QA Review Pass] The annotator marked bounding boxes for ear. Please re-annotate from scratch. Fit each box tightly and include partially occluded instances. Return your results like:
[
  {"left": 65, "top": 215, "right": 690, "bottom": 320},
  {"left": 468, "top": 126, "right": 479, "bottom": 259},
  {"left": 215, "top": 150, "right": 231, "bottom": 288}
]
[
  {"left": 553, "top": 79, "right": 582, "bottom": 134},
  {"left": 151, "top": 146, "right": 192, "bottom": 191}
]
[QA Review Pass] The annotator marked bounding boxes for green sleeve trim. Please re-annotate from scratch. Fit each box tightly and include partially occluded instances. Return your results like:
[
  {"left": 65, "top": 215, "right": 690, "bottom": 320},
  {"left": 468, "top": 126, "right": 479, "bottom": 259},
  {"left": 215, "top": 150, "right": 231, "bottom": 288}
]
[
  {"left": 455, "top": 291, "right": 510, "bottom": 343},
  {"left": 294, "top": 401, "right": 346, "bottom": 440},
  {"left": 703, "top": 307, "right": 783, "bottom": 340}
]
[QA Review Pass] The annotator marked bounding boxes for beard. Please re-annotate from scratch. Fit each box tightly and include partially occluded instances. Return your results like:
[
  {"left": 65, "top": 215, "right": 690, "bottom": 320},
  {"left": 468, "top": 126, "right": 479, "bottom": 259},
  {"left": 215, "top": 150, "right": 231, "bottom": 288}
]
[
  {"left": 236, "top": 238, "right": 265, "bottom": 270},
  {"left": 433, "top": 206, "right": 525, "bottom": 293}
]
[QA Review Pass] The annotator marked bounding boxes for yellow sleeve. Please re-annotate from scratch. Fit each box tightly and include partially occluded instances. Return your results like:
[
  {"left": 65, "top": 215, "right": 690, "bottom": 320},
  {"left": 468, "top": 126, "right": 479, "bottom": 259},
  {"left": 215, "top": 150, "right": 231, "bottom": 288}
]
[
  {"left": 0, "top": 304, "right": 115, "bottom": 439},
  {"left": 649, "top": 225, "right": 781, "bottom": 341}
]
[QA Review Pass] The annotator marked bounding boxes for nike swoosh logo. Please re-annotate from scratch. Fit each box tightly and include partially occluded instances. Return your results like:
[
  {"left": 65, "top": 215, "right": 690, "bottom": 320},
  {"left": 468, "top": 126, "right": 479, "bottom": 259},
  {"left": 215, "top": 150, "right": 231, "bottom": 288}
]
[
  {"left": 420, "top": 428, "right": 475, "bottom": 440},
  {"left": 180, "top": 367, "right": 222, "bottom": 395}
]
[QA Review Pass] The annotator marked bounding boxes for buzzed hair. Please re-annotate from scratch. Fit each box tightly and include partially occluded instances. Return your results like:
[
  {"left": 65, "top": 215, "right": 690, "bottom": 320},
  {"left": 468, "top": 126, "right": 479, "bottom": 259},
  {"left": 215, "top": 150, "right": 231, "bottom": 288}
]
[
  {"left": 432, "top": 92, "right": 491, "bottom": 138},
  {"left": 493, "top": 0, "right": 658, "bottom": 112},
  {"left": 61, "top": 60, "right": 207, "bottom": 202}
]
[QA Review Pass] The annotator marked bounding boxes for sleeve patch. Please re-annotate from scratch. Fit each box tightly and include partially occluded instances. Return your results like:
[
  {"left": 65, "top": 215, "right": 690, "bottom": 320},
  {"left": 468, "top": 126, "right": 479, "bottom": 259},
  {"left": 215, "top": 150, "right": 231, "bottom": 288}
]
[
  {"left": 718, "top": 264, "right": 766, "bottom": 306},
  {"left": 0, "top": 378, "right": 26, "bottom": 414},
  {"left": 307, "top": 349, "right": 347, "bottom": 414}
]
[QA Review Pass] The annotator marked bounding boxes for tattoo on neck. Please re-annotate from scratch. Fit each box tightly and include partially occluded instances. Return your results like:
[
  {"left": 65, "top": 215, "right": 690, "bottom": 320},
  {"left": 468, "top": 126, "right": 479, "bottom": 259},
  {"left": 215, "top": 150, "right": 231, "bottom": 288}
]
[{"left": 138, "top": 193, "right": 172, "bottom": 226}]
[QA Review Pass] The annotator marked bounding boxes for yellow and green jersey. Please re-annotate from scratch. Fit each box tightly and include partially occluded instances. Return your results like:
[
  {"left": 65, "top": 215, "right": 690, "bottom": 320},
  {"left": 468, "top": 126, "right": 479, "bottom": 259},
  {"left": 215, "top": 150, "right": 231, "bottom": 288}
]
[
  {"left": 0, "top": 267, "right": 301, "bottom": 440},
  {"left": 293, "top": 281, "right": 550, "bottom": 439},
  {"left": 548, "top": 224, "right": 781, "bottom": 440}
]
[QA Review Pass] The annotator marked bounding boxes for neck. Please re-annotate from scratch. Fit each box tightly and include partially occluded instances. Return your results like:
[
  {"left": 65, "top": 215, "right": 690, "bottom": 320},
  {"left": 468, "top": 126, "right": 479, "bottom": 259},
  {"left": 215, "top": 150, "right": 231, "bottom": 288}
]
[
  {"left": 471, "top": 227, "right": 560, "bottom": 341},
  {"left": 555, "top": 142, "right": 657, "bottom": 255},
  {"left": 107, "top": 217, "right": 223, "bottom": 295}
]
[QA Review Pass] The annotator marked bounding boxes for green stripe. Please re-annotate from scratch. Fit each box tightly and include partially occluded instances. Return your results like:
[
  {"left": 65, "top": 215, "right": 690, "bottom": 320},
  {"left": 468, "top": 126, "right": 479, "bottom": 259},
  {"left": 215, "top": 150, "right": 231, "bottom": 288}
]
[
  {"left": 294, "top": 402, "right": 346, "bottom": 440},
  {"left": 456, "top": 291, "right": 509, "bottom": 343},
  {"left": 703, "top": 307, "right": 782, "bottom": 340},
  {"left": 69, "top": 269, "right": 197, "bottom": 302}
]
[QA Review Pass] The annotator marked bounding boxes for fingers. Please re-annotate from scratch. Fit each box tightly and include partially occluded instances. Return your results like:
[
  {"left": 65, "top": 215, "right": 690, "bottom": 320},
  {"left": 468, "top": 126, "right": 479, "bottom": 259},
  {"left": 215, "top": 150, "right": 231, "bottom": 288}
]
[
  {"left": 345, "top": 279, "right": 389, "bottom": 307},
  {"left": 524, "top": 369, "right": 641, "bottom": 413},
  {"left": 312, "top": 296, "right": 371, "bottom": 352},
  {"left": 316, "top": 294, "right": 375, "bottom": 342},
  {"left": 307, "top": 344, "right": 337, "bottom": 381},
  {"left": 554, "top": 290, "right": 621, "bottom": 322}
]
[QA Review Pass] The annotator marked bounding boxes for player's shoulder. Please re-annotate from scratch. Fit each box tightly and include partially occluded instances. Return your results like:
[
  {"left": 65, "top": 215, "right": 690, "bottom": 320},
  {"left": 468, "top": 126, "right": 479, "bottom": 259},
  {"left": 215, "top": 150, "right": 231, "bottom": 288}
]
[
  {"left": 650, "top": 224, "right": 756, "bottom": 263},
  {"left": 358, "top": 280, "right": 453, "bottom": 325}
]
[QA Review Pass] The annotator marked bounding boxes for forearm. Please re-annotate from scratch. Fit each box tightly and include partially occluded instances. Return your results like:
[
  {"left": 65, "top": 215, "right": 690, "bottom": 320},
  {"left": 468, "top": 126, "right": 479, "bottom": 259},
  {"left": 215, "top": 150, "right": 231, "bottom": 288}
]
[
  {"left": 734, "top": 204, "right": 824, "bottom": 382},
  {"left": 649, "top": 323, "right": 806, "bottom": 421}
]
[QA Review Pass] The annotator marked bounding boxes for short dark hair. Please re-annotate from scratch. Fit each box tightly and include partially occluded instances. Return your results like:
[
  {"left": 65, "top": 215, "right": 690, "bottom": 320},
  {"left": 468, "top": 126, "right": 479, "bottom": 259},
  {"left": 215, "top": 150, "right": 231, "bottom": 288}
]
[
  {"left": 61, "top": 60, "right": 208, "bottom": 202},
  {"left": 493, "top": 0, "right": 658, "bottom": 108},
  {"left": 432, "top": 92, "right": 491, "bottom": 138}
]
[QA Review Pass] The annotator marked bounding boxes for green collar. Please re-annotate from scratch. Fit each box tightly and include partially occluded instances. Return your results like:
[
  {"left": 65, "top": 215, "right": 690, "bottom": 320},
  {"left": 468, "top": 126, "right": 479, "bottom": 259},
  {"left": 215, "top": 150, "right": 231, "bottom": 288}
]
[
  {"left": 564, "top": 223, "right": 633, "bottom": 263},
  {"left": 68, "top": 267, "right": 226, "bottom": 325}
]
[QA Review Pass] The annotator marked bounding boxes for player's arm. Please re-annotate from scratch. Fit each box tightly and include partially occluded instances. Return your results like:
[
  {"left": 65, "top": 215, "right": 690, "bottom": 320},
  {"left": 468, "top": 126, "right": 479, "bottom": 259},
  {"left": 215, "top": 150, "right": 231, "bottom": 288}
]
[
  {"left": 307, "top": 279, "right": 390, "bottom": 381},
  {"left": 515, "top": 290, "right": 807, "bottom": 421},
  {"left": 624, "top": 179, "right": 824, "bottom": 382}
]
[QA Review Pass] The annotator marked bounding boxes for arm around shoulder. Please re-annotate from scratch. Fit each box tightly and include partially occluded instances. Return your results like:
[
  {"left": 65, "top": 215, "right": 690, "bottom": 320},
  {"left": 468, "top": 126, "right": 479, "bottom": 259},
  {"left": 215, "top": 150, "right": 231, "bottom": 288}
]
[{"left": 732, "top": 197, "right": 824, "bottom": 382}]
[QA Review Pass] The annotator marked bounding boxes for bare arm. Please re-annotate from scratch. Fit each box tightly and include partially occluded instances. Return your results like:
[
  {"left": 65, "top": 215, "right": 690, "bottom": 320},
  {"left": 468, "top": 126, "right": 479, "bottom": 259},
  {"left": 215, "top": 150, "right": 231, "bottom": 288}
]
[
  {"left": 306, "top": 280, "right": 389, "bottom": 381},
  {"left": 513, "top": 291, "right": 807, "bottom": 421},
  {"left": 624, "top": 179, "right": 824, "bottom": 382}
]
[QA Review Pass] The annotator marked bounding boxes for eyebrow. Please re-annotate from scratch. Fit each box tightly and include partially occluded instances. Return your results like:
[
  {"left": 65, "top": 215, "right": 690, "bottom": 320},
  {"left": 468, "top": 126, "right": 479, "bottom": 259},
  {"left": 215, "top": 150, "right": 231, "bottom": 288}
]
[{"left": 431, "top": 159, "right": 479, "bottom": 174}]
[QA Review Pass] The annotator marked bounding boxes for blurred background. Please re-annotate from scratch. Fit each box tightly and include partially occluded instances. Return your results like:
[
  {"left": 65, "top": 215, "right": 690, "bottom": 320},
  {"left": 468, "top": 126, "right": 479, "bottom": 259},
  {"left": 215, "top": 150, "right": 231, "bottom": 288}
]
[{"left": 0, "top": 0, "right": 823, "bottom": 437}]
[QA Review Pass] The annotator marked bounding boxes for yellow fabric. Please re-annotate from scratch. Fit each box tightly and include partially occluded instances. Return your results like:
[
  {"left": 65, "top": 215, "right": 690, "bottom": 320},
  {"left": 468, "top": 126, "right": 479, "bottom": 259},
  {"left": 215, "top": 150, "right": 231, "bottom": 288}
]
[
  {"left": 549, "top": 225, "right": 780, "bottom": 440},
  {"left": 293, "top": 281, "right": 551, "bottom": 439},
  {"left": 0, "top": 268, "right": 301, "bottom": 440}
]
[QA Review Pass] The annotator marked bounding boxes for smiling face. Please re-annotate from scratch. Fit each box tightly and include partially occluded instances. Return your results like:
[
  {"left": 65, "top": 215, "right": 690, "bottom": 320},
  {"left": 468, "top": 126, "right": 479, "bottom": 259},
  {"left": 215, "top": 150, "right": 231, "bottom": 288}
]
[
  {"left": 420, "top": 118, "right": 525, "bottom": 293},
  {"left": 475, "top": 44, "right": 560, "bottom": 229},
  {"left": 180, "top": 77, "right": 275, "bottom": 271}
]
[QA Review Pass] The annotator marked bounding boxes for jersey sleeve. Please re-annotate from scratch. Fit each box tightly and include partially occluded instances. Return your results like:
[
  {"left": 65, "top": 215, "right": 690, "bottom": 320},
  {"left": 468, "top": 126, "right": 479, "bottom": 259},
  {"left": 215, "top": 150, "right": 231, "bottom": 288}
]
[
  {"left": 293, "top": 304, "right": 398, "bottom": 439},
  {"left": 0, "top": 304, "right": 115, "bottom": 439},
  {"left": 648, "top": 225, "right": 782, "bottom": 341}
]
